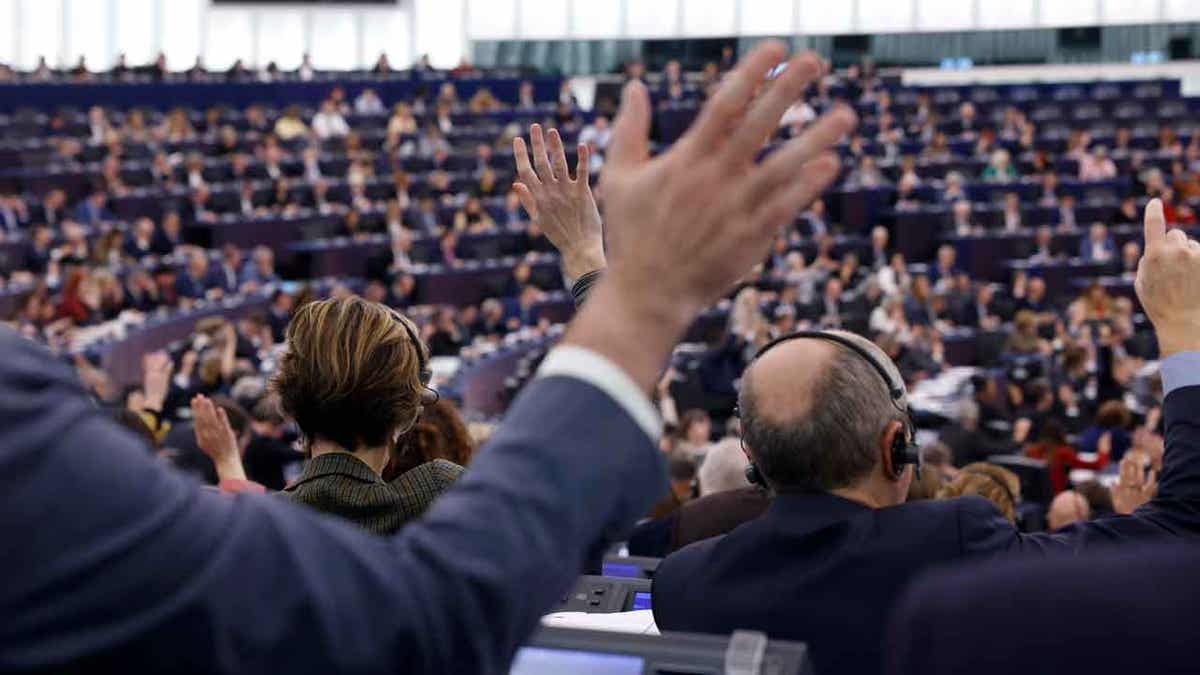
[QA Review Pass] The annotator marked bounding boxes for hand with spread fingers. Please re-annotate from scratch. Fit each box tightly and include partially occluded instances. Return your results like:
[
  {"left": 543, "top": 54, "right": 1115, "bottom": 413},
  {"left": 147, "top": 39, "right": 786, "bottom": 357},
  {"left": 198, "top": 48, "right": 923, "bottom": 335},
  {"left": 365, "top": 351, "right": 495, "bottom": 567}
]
[
  {"left": 1135, "top": 198, "right": 1200, "bottom": 357},
  {"left": 1112, "top": 451, "right": 1157, "bottom": 515},
  {"left": 513, "top": 124, "right": 606, "bottom": 280},
  {"left": 564, "top": 41, "right": 857, "bottom": 393}
]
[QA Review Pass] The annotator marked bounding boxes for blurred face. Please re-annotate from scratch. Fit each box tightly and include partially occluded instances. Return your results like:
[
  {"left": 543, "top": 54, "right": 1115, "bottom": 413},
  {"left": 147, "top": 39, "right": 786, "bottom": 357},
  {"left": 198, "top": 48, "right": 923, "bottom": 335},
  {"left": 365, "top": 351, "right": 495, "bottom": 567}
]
[
  {"left": 189, "top": 253, "right": 207, "bottom": 277},
  {"left": 1029, "top": 278, "right": 1045, "bottom": 299}
]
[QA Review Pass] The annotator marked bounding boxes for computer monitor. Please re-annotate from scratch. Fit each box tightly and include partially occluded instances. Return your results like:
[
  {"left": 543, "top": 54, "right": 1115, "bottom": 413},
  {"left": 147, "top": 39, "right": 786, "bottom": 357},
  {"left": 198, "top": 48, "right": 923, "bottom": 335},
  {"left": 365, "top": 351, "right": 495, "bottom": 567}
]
[{"left": 516, "top": 627, "right": 814, "bottom": 675}]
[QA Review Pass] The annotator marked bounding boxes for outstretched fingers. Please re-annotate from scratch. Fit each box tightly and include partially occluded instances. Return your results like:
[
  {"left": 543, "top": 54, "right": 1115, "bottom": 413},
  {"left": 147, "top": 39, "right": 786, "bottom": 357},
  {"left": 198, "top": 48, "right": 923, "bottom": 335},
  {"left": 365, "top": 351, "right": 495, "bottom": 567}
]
[
  {"left": 751, "top": 152, "right": 842, "bottom": 234},
  {"left": 686, "top": 40, "right": 787, "bottom": 154},
  {"left": 575, "top": 143, "right": 591, "bottom": 185},
  {"left": 530, "top": 124, "right": 557, "bottom": 181},
  {"left": 512, "top": 181, "right": 538, "bottom": 219},
  {"left": 547, "top": 128, "right": 572, "bottom": 182},
  {"left": 738, "top": 104, "right": 857, "bottom": 212},
  {"left": 607, "top": 80, "right": 652, "bottom": 171},
  {"left": 724, "top": 51, "right": 823, "bottom": 164},
  {"left": 512, "top": 136, "right": 541, "bottom": 187}
]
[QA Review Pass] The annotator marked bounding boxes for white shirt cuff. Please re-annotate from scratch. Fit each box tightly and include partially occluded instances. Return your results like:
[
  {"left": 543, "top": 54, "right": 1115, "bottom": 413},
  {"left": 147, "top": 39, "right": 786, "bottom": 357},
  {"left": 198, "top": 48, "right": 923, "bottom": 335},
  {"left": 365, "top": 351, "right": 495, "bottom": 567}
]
[{"left": 537, "top": 345, "right": 662, "bottom": 441}]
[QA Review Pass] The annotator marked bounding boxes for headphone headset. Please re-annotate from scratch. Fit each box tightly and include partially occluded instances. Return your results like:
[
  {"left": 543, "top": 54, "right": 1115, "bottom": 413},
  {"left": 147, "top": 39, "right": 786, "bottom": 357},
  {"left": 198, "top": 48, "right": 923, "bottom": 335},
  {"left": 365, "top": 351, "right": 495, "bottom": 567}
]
[
  {"left": 389, "top": 308, "right": 440, "bottom": 409},
  {"left": 740, "top": 330, "right": 921, "bottom": 489}
]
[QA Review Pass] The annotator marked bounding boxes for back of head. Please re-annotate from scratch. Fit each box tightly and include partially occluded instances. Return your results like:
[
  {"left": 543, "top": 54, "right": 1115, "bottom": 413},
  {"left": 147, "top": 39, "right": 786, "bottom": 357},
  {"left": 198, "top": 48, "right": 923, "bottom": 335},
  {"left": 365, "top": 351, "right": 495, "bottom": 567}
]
[
  {"left": 938, "top": 462, "right": 1020, "bottom": 522},
  {"left": 1047, "top": 490, "right": 1090, "bottom": 530},
  {"left": 697, "top": 438, "right": 752, "bottom": 497},
  {"left": 273, "top": 296, "right": 427, "bottom": 453},
  {"left": 114, "top": 409, "right": 158, "bottom": 453},
  {"left": 209, "top": 395, "right": 251, "bottom": 441},
  {"left": 739, "top": 330, "right": 907, "bottom": 492}
]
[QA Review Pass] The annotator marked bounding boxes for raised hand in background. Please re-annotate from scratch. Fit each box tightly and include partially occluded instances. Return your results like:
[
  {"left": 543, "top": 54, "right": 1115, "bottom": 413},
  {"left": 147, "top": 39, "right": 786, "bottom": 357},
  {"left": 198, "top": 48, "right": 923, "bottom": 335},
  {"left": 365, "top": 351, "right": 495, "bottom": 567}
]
[
  {"left": 513, "top": 124, "right": 606, "bottom": 280},
  {"left": 141, "top": 351, "right": 173, "bottom": 413},
  {"left": 191, "top": 394, "right": 247, "bottom": 482},
  {"left": 1112, "top": 451, "right": 1157, "bottom": 514},
  {"left": 1136, "top": 198, "right": 1200, "bottom": 357}
]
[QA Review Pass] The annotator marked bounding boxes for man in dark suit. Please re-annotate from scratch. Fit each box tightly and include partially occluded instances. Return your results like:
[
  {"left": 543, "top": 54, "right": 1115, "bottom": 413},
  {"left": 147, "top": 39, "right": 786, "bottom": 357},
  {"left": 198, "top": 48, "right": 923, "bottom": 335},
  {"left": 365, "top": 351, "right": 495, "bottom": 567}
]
[
  {"left": 653, "top": 201, "right": 1200, "bottom": 675},
  {"left": 32, "top": 188, "right": 67, "bottom": 229},
  {"left": 0, "top": 47, "right": 856, "bottom": 672},
  {"left": 175, "top": 249, "right": 214, "bottom": 300},
  {"left": 72, "top": 187, "right": 114, "bottom": 225}
]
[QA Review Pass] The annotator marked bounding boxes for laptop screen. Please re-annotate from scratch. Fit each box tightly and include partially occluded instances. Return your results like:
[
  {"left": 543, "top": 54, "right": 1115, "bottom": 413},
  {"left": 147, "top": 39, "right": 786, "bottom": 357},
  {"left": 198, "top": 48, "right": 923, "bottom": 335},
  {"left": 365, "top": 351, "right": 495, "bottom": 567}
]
[{"left": 510, "top": 647, "right": 644, "bottom": 675}]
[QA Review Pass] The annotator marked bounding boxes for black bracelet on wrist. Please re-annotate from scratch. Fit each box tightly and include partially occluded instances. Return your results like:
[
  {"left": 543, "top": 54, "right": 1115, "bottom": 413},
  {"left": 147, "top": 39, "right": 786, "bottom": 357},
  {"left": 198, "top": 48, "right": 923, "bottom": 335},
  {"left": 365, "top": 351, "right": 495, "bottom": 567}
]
[{"left": 570, "top": 269, "right": 604, "bottom": 309}]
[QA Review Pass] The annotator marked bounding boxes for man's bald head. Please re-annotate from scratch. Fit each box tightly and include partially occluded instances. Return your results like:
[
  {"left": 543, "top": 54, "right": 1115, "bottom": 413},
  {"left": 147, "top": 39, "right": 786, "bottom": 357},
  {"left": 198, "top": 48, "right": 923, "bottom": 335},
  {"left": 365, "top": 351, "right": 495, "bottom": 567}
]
[
  {"left": 740, "top": 331, "right": 908, "bottom": 492},
  {"left": 1047, "top": 490, "right": 1090, "bottom": 531}
]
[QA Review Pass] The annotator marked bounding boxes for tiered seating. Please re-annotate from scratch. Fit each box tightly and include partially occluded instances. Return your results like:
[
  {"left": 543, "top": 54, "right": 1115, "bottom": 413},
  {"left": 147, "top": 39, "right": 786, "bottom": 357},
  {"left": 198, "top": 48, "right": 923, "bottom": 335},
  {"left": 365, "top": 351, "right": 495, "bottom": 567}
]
[{"left": 1, "top": 67, "right": 1196, "bottom": 420}]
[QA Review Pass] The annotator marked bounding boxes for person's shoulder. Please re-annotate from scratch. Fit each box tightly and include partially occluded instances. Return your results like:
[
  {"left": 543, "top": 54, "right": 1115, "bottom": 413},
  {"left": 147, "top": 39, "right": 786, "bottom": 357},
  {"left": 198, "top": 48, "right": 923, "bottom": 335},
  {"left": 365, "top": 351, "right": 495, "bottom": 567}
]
[
  {"left": 397, "top": 459, "right": 464, "bottom": 490},
  {"left": 889, "top": 495, "right": 1005, "bottom": 534}
]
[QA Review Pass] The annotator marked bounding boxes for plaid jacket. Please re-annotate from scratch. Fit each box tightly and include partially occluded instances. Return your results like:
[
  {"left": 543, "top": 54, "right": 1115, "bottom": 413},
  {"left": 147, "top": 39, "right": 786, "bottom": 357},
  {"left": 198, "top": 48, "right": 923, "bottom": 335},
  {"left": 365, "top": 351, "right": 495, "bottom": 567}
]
[{"left": 283, "top": 453, "right": 463, "bottom": 535}]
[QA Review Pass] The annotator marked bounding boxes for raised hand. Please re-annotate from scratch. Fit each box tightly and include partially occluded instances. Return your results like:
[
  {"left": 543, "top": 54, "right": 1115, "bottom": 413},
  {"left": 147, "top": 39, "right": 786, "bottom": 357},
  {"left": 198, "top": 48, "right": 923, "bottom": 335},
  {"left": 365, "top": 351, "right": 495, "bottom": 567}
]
[
  {"left": 1136, "top": 198, "right": 1200, "bottom": 356},
  {"left": 513, "top": 124, "right": 606, "bottom": 279},
  {"left": 141, "top": 351, "right": 174, "bottom": 413},
  {"left": 601, "top": 42, "right": 855, "bottom": 326},
  {"left": 563, "top": 42, "right": 856, "bottom": 393},
  {"left": 1112, "top": 451, "right": 1157, "bottom": 514},
  {"left": 191, "top": 395, "right": 247, "bottom": 481}
]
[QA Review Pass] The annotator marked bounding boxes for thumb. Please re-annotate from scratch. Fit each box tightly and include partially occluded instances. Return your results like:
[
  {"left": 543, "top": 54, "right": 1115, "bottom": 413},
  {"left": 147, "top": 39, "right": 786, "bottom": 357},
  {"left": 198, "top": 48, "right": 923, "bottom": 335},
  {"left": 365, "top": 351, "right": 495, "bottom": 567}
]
[
  {"left": 607, "top": 80, "right": 651, "bottom": 170},
  {"left": 513, "top": 182, "right": 538, "bottom": 219}
]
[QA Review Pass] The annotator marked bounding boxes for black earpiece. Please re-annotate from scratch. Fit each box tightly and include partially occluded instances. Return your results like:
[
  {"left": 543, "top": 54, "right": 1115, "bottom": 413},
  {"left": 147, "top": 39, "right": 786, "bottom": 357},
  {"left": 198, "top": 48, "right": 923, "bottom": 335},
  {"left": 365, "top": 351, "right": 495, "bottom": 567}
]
[{"left": 745, "top": 463, "right": 765, "bottom": 488}]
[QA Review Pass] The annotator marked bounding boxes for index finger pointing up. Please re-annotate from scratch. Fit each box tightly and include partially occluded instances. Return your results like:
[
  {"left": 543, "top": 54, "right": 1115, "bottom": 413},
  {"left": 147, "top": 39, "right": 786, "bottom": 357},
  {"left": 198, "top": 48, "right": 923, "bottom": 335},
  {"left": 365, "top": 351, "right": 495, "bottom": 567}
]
[{"left": 1144, "top": 197, "right": 1166, "bottom": 249}]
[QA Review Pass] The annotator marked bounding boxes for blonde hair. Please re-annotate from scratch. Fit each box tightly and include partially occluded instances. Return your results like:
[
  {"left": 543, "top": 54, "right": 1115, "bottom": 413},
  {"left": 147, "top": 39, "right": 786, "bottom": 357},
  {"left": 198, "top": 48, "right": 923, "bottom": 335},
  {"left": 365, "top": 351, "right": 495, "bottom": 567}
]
[
  {"left": 273, "top": 296, "right": 427, "bottom": 452},
  {"left": 938, "top": 462, "right": 1021, "bottom": 522}
]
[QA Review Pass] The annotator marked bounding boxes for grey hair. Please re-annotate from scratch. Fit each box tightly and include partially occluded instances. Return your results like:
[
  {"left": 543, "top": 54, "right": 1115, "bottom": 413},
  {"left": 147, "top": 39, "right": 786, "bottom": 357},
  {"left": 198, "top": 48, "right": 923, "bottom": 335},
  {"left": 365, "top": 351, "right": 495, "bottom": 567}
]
[
  {"left": 698, "top": 438, "right": 752, "bottom": 497},
  {"left": 740, "top": 333, "right": 906, "bottom": 492}
]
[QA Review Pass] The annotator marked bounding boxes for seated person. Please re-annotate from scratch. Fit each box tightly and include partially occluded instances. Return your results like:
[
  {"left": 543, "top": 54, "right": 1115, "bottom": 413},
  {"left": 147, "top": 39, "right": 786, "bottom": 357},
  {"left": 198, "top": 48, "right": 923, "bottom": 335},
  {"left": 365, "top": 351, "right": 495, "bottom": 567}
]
[
  {"left": 194, "top": 297, "right": 463, "bottom": 534},
  {"left": 652, "top": 311, "right": 1200, "bottom": 675}
]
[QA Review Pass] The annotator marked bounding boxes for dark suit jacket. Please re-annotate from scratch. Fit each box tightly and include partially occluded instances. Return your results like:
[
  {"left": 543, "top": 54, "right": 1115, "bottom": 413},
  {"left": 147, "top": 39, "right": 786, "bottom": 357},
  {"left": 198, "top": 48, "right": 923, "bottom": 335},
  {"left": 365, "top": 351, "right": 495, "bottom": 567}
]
[
  {"left": 886, "top": 544, "right": 1200, "bottom": 675},
  {"left": 628, "top": 487, "right": 771, "bottom": 558},
  {"left": 283, "top": 453, "right": 463, "bottom": 535},
  {"left": 653, "top": 384, "right": 1200, "bottom": 675},
  {"left": 0, "top": 330, "right": 667, "bottom": 673}
]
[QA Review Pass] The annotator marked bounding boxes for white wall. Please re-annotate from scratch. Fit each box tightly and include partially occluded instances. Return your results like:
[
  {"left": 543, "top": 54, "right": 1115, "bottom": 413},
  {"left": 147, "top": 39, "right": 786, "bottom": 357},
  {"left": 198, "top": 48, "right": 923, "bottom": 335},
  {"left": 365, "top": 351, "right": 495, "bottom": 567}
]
[
  {"left": 0, "top": 0, "right": 466, "bottom": 72},
  {"left": 466, "top": 0, "right": 1200, "bottom": 40}
]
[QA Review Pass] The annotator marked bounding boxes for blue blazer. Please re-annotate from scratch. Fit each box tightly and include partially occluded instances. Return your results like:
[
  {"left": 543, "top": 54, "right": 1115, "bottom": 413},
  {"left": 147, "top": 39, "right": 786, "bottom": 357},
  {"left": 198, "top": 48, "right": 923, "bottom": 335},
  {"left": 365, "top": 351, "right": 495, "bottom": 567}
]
[
  {"left": 0, "top": 329, "right": 666, "bottom": 673},
  {"left": 653, "top": 384, "right": 1200, "bottom": 675},
  {"left": 886, "top": 542, "right": 1200, "bottom": 674}
]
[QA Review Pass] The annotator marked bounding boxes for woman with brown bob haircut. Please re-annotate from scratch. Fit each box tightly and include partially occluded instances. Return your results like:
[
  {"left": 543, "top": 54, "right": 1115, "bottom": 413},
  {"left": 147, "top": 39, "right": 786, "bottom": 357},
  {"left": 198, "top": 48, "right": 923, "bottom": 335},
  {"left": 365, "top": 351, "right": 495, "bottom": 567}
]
[{"left": 272, "top": 296, "right": 463, "bottom": 534}]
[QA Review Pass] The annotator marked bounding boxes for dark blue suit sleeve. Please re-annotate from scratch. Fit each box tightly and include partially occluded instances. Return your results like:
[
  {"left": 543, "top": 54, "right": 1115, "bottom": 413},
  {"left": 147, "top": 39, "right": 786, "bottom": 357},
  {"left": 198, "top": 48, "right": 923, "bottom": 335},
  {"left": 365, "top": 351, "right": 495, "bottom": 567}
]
[
  {"left": 956, "top": 385, "right": 1200, "bottom": 556},
  {"left": 0, "top": 332, "right": 666, "bottom": 673}
]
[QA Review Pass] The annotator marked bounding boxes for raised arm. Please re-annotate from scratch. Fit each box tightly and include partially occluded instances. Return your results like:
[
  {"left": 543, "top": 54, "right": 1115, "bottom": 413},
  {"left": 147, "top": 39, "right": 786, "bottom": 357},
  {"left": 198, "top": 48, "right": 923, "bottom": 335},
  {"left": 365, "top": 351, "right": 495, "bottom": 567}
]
[
  {"left": 1, "top": 42, "right": 852, "bottom": 674},
  {"left": 964, "top": 200, "right": 1200, "bottom": 553},
  {"left": 513, "top": 124, "right": 607, "bottom": 305}
]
